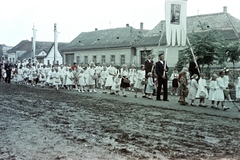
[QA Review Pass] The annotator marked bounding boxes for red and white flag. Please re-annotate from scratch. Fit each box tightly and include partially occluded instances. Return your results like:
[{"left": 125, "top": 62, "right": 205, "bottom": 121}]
[{"left": 165, "top": 0, "right": 187, "bottom": 46}]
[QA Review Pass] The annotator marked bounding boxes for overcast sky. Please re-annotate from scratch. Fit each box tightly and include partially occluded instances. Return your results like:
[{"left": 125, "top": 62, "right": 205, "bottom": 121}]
[{"left": 0, "top": 0, "right": 239, "bottom": 46}]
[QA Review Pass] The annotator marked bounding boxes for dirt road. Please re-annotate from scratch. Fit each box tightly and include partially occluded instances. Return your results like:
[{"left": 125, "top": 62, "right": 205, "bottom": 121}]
[{"left": 0, "top": 82, "right": 240, "bottom": 160}]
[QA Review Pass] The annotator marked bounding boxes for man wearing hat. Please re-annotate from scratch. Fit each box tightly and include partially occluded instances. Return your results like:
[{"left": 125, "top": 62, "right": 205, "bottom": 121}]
[{"left": 156, "top": 53, "right": 169, "bottom": 101}]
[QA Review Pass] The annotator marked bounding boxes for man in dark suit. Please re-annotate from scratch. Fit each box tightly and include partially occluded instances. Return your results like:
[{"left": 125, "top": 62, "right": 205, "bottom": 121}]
[
  {"left": 144, "top": 54, "right": 154, "bottom": 78},
  {"left": 4, "top": 60, "right": 12, "bottom": 83},
  {"left": 144, "top": 54, "right": 156, "bottom": 95},
  {"left": 189, "top": 56, "right": 200, "bottom": 80},
  {"left": 156, "top": 53, "right": 169, "bottom": 101},
  {"left": 0, "top": 60, "right": 2, "bottom": 81}
]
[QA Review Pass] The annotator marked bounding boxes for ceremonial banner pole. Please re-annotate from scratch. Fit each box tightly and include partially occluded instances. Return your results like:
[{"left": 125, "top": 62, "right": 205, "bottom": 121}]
[
  {"left": 32, "top": 24, "right": 36, "bottom": 62},
  {"left": 187, "top": 37, "right": 200, "bottom": 74},
  {"left": 54, "top": 23, "right": 58, "bottom": 65}
]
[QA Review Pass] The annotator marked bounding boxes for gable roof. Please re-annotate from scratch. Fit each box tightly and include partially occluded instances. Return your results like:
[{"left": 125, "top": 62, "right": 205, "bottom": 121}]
[
  {"left": 7, "top": 40, "right": 68, "bottom": 60},
  {"left": 63, "top": 27, "right": 145, "bottom": 52},
  {"left": 137, "top": 12, "right": 240, "bottom": 47}
]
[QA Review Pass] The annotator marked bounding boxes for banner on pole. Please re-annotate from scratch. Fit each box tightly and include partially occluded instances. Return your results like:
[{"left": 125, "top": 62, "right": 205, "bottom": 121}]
[
  {"left": 165, "top": 0, "right": 187, "bottom": 46},
  {"left": 32, "top": 24, "right": 36, "bottom": 59}
]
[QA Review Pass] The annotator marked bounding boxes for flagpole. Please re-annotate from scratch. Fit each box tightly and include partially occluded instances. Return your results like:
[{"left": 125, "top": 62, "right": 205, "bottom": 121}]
[
  {"left": 187, "top": 37, "right": 200, "bottom": 74},
  {"left": 54, "top": 23, "right": 57, "bottom": 65},
  {"left": 32, "top": 24, "right": 36, "bottom": 62}
]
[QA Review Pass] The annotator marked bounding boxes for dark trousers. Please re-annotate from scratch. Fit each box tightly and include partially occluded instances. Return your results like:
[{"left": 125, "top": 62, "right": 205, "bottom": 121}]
[
  {"left": 0, "top": 69, "right": 2, "bottom": 81},
  {"left": 156, "top": 78, "right": 168, "bottom": 100},
  {"left": 5, "top": 70, "right": 11, "bottom": 83}
]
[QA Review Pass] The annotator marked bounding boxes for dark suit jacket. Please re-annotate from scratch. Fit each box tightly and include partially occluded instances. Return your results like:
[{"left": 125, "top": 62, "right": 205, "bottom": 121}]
[
  {"left": 4, "top": 63, "right": 12, "bottom": 71},
  {"left": 144, "top": 59, "right": 154, "bottom": 76},
  {"left": 156, "top": 61, "right": 169, "bottom": 80},
  {"left": 189, "top": 61, "right": 200, "bottom": 77}
]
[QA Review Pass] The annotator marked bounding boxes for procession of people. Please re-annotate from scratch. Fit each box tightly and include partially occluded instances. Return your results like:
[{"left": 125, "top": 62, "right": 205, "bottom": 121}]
[{"left": 0, "top": 55, "right": 239, "bottom": 112}]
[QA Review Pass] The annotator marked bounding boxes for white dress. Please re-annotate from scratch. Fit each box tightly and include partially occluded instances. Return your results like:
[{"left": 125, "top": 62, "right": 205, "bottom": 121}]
[
  {"left": 134, "top": 70, "right": 146, "bottom": 89},
  {"left": 17, "top": 69, "right": 24, "bottom": 82},
  {"left": 78, "top": 73, "right": 86, "bottom": 86},
  {"left": 39, "top": 68, "right": 47, "bottom": 82},
  {"left": 208, "top": 80, "right": 218, "bottom": 101},
  {"left": 100, "top": 70, "right": 109, "bottom": 86},
  {"left": 105, "top": 66, "right": 118, "bottom": 87},
  {"left": 187, "top": 79, "right": 198, "bottom": 100},
  {"left": 53, "top": 72, "right": 62, "bottom": 85},
  {"left": 87, "top": 67, "right": 96, "bottom": 85},
  {"left": 46, "top": 70, "right": 55, "bottom": 84},
  {"left": 65, "top": 71, "right": 74, "bottom": 85},
  {"left": 196, "top": 78, "right": 209, "bottom": 99},
  {"left": 236, "top": 77, "right": 240, "bottom": 99},
  {"left": 129, "top": 68, "right": 137, "bottom": 85},
  {"left": 212, "top": 77, "right": 225, "bottom": 101},
  {"left": 145, "top": 77, "right": 154, "bottom": 94},
  {"left": 111, "top": 77, "right": 121, "bottom": 91}
]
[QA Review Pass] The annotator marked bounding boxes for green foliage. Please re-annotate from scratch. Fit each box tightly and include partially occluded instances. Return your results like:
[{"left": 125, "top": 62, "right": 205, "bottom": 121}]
[
  {"left": 176, "top": 29, "right": 224, "bottom": 71},
  {"left": 225, "top": 41, "right": 240, "bottom": 65}
]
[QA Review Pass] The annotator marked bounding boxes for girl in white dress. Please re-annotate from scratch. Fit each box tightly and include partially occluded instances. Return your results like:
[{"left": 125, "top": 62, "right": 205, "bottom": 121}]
[
  {"left": 100, "top": 66, "right": 109, "bottom": 94},
  {"left": 46, "top": 68, "right": 55, "bottom": 87},
  {"left": 105, "top": 62, "right": 118, "bottom": 94},
  {"left": 16, "top": 66, "right": 24, "bottom": 84},
  {"left": 134, "top": 65, "right": 146, "bottom": 98},
  {"left": 39, "top": 65, "right": 47, "bottom": 88},
  {"left": 111, "top": 74, "right": 122, "bottom": 95},
  {"left": 209, "top": 74, "right": 218, "bottom": 108},
  {"left": 53, "top": 68, "right": 61, "bottom": 91},
  {"left": 196, "top": 73, "right": 209, "bottom": 107},
  {"left": 145, "top": 72, "right": 155, "bottom": 99},
  {"left": 87, "top": 62, "right": 97, "bottom": 93},
  {"left": 65, "top": 68, "right": 74, "bottom": 90},
  {"left": 129, "top": 64, "right": 137, "bottom": 91},
  {"left": 213, "top": 71, "right": 229, "bottom": 111},
  {"left": 78, "top": 70, "right": 86, "bottom": 92},
  {"left": 187, "top": 74, "right": 199, "bottom": 106}
]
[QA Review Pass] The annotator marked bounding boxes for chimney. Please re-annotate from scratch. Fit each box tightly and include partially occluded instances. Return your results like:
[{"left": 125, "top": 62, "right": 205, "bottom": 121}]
[
  {"left": 223, "top": 6, "right": 227, "bottom": 13},
  {"left": 126, "top": 24, "right": 129, "bottom": 27},
  {"left": 140, "top": 22, "right": 143, "bottom": 33},
  {"left": 95, "top": 28, "right": 98, "bottom": 31}
]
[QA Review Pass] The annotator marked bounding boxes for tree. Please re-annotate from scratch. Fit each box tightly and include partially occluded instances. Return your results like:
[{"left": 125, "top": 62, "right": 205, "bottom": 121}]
[{"left": 176, "top": 29, "right": 223, "bottom": 74}]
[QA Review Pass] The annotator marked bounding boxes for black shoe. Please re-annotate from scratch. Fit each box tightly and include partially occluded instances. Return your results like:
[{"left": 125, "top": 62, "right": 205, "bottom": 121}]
[
  {"left": 156, "top": 99, "right": 162, "bottom": 101},
  {"left": 163, "top": 99, "right": 169, "bottom": 101},
  {"left": 123, "top": 95, "right": 127, "bottom": 97}
]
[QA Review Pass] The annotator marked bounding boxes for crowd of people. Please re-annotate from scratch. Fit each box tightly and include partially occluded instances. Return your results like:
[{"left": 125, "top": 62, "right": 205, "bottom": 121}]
[{"left": 0, "top": 54, "right": 239, "bottom": 111}]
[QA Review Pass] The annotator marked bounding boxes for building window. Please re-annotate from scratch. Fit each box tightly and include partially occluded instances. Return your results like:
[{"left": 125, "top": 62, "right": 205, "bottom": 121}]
[
  {"left": 101, "top": 55, "right": 106, "bottom": 64},
  {"left": 48, "top": 60, "right": 50, "bottom": 65},
  {"left": 76, "top": 56, "right": 80, "bottom": 65},
  {"left": 93, "top": 55, "right": 97, "bottom": 64},
  {"left": 121, "top": 55, "right": 125, "bottom": 65},
  {"left": 111, "top": 55, "right": 115, "bottom": 63},
  {"left": 57, "top": 61, "right": 59, "bottom": 65},
  {"left": 84, "top": 56, "right": 88, "bottom": 65},
  {"left": 13, "top": 58, "right": 15, "bottom": 63}
]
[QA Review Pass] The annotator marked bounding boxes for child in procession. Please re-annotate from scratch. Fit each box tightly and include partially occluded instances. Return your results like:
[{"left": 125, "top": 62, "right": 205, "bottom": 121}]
[
  {"left": 187, "top": 74, "right": 199, "bottom": 106},
  {"left": 145, "top": 72, "right": 155, "bottom": 99},
  {"left": 196, "top": 73, "right": 208, "bottom": 107}
]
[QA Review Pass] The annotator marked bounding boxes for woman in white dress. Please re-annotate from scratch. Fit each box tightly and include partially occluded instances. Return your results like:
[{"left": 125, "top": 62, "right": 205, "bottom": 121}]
[
  {"left": 39, "top": 65, "right": 47, "bottom": 88},
  {"left": 16, "top": 66, "right": 24, "bottom": 84},
  {"left": 209, "top": 74, "right": 218, "bottom": 108},
  {"left": 105, "top": 62, "right": 118, "bottom": 94},
  {"left": 235, "top": 76, "right": 240, "bottom": 110},
  {"left": 196, "top": 73, "right": 209, "bottom": 107},
  {"left": 78, "top": 69, "right": 86, "bottom": 92},
  {"left": 213, "top": 71, "right": 229, "bottom": 111},
  {"left": 187, "top": 74, "right": 199, "bottom": 106},
  {"left": 65, "top": 68, "right": 74, "bottom": 90},
  {"left": 134, "top": 64, "right": 146, "bottom": 98},
  {"left": 87, "top": 62, "right": 97, "bottom": 93},
  {"left": 129, "top": 64, "right": 137, "bottom": 91},
  {"left": 46, "top": 68, "right": 55, "bottom": 87},
  {"left": 100, "top": 66, "right": 109, "bottom": 93},
  {"left": 52, "top": 68, "right": 61, "bottom": 91}
]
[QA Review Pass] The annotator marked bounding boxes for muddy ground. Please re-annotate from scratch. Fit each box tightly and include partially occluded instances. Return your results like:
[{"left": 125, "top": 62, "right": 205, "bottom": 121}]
[{"left": 0, "top": 82, "right": 240, "bottom": 160}]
